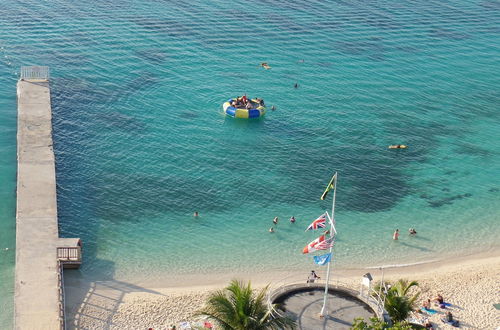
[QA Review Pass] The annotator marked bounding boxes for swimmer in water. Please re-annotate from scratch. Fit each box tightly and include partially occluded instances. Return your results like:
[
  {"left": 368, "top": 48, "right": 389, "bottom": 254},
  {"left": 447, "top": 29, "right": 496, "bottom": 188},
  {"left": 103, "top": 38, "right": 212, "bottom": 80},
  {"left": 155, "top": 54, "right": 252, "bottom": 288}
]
[
  {"left": 393, "top": 229, "right": 400, "bottom": 240},
  {"left": 294, "top": 82, "right": 299, "bottom": 88},
  {"left": 260, "top": 62, "right": 271, "bottom": 69},
  {"left": 269, "top": 227, "right": 274, "bottom": 233},
  {"left": 194, "top": 211, "right": 199, "bottom": 217},
  {"left": 273, "top": 217, "right": 278, "bottom": 225},
  {"left": 290, "top": 216, "right": 296, "bottom": 223},
  {"left": 271, "top": 105, "right": 276, "bottom": 111},
  {"left": 389, "top": 144, "right": 408, "bottom": 149}
]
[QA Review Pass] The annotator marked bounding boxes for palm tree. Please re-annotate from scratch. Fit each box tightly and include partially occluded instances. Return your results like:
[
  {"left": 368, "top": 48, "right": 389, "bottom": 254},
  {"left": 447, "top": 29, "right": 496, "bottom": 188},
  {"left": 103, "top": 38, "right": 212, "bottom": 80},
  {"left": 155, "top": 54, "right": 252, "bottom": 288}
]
[
  {"left": 196, "top": 280, "right": 296, "bottom": 330},
  {"left": 383, "top": 279, "right": 420, "bottom": 322}
]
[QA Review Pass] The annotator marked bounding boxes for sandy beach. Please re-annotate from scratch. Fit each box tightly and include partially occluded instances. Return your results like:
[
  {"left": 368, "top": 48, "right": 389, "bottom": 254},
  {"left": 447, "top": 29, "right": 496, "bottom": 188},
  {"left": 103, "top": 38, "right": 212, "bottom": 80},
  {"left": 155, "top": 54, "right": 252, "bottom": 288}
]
[{"left": 63, "top": 250, "right": 500, "bottom": 329}]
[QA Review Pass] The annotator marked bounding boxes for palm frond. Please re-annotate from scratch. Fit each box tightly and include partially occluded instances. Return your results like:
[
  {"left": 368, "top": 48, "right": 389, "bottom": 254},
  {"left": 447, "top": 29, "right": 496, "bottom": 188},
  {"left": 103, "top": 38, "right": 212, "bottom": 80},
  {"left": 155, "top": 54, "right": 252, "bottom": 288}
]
[{"left": 195, "top": 280, "right": 296, "bottom": 330}]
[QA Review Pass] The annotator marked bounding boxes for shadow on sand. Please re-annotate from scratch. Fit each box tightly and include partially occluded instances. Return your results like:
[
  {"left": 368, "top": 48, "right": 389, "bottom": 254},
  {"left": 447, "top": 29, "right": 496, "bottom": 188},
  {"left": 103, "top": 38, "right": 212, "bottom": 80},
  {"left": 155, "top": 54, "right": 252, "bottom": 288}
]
[{"left": 63, "top": 258, "right": 163, "bottom": 330}]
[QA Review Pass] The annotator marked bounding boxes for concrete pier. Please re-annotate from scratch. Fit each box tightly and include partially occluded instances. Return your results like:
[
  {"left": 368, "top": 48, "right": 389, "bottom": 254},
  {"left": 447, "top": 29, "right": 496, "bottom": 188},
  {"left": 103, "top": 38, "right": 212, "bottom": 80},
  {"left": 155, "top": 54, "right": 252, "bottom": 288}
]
[{"left": 15, "top": 67, "right": 80, "bottom": 330}]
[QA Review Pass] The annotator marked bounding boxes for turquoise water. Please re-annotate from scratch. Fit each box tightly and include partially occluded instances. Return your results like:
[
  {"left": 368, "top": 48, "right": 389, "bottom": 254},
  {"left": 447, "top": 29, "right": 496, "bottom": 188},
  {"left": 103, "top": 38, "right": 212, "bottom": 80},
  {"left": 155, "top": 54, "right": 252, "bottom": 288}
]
[{"left": 1, "top": 0, "right": 500, "bottom": 326}]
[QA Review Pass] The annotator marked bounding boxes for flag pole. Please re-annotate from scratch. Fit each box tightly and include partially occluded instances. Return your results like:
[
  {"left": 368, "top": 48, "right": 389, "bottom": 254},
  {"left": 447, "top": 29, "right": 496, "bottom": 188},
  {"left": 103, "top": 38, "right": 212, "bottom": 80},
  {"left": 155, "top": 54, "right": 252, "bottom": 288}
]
[{"left": 320, "top": 172, "right": 337, "bottom": 317}]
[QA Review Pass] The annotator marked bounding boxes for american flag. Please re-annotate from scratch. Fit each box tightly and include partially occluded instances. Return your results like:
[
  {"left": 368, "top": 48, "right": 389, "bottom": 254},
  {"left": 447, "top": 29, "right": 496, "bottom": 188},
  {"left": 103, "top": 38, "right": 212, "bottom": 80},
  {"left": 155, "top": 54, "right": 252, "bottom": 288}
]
[
  {"left": 315, "top": 237, "right": 334, "bottom": 251},
  {"left": 303, "top": 236, "right": 334, "bottom": 254},
  {"left": 305, "top": 213, "right": 327, "bottom": 231}
]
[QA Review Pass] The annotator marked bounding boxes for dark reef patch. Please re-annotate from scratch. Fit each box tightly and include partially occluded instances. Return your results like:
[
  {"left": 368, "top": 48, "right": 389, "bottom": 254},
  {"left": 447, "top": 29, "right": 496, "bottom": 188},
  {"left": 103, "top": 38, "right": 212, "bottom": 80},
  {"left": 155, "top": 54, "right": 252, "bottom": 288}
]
[
  {"left": 335, "top": 37, "right": 385, "bottom": 60},
  {"left": 480, "top": 1, "right": 500, "bottom": 10},
  {"left": 427, "top": 193, "right": 472, "bottom": 208},
  {"left": 92, "top": 172, "right": 229, "bottom": 221},
  {"left": 454, "top": 142, "right": 491, "bottom": 157},
  {"left": 94, "top": 112, "right": 146, "bottom": 133},
  {"left": 429, "top": 28, "right": 470, "bottom": 40},
  {"left": 127, "top": 16, "right": 195, "bottom": 38},
  {"left": 134, "top": 48, "right": 169, "bottom": 64}
]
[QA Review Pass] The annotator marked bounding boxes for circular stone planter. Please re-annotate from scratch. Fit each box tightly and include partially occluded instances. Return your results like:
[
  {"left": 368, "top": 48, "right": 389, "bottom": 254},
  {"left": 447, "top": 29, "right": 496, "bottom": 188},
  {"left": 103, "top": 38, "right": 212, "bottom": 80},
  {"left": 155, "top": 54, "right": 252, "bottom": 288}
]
[{"left": 270, "top": 284, "right": 379, "bottom": 330}]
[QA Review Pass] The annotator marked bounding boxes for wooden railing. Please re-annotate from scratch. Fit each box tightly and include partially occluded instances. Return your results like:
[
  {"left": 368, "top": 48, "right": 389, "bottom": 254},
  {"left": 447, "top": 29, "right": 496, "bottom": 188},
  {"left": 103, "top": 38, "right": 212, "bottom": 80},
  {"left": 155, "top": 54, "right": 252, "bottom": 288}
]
[
  {"left": 57, "top": 246, "right": 81, "bottom": 263},
  {"left": 20, "top": 66, "right": 49, "bottom": 80}
]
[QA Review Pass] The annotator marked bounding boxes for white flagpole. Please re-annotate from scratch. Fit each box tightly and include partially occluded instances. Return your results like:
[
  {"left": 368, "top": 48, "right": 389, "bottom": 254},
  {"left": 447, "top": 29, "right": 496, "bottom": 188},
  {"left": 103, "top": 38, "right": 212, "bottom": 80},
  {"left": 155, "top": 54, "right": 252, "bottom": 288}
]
[{"left": 320, "top": 172, "right": 337, "bottom": 317}]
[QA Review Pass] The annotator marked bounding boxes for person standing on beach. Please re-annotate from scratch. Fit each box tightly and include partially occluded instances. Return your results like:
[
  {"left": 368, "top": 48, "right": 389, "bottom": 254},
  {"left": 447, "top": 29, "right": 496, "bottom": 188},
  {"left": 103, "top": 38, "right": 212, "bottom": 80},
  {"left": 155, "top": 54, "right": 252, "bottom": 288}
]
[
  {"left": 393, "top": 229, "right": 400, "bottom": 240},
  {"left": 307, "top": 270, "right": 320, "bottom": 283}
]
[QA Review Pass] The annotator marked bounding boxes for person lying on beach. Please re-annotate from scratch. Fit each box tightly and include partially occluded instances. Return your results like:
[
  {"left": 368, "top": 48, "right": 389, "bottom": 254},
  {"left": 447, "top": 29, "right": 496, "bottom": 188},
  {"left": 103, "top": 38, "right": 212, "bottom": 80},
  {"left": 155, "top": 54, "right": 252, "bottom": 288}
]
[
  {"left": 422, "top": 299, "right": 431, "bottom": 309},
  {"left": 442, "top": 311, "right": 459, "bottom": 327},
  {"left": 424, "top": 320, "right": 433, "bottom": 329},
  {"left": 433, "top": 294, "right": 450, "bottom": 308},
  {"left": 434, "top": 294, "right": 444, "bottom": 304}
]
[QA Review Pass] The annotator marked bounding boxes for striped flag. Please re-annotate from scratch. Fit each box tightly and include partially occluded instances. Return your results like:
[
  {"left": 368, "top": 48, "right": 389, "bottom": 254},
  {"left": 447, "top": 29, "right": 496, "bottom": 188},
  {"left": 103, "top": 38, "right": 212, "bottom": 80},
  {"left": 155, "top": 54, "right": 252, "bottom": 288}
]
[
  {"left": 320, "top": 173, "right": 337, "bottom": 200},
  {"left": 303, "top": 236, "right": 334, "bottom": 254},
  {"left": 315, "top": 237, "right": 334, "bottom": 251},
  {"left": 305, "top": 213, "right": 327, "bottom": 231},
  {"left": 302, "top": 235, "right": 325, "bottom": 254}
]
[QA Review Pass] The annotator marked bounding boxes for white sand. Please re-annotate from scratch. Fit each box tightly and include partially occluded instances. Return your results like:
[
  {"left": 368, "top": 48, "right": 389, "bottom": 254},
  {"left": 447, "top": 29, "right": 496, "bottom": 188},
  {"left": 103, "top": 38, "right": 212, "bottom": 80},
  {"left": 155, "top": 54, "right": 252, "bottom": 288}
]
[{"left": 64, "top": 252, "right": 500, "bottom": 329}]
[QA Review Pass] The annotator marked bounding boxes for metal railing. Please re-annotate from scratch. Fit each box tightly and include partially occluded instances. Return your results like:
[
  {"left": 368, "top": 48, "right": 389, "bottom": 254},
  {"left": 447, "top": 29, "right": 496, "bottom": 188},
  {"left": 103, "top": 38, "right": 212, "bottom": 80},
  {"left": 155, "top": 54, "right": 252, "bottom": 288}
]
[
  {"left": 57, "top": 261, "right": 66, "bottom": 330},
  {"left": 266, "top": 273, "right": 389, "bottom": 322},
  {"left": 20, "top": 66, "right": 49, "bottom": 80}
]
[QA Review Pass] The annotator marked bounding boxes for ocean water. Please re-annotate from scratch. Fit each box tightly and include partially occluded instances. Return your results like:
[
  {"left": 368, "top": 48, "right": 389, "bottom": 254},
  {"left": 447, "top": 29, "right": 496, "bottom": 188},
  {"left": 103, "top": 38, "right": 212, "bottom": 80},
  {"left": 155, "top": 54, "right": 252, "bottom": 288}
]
[{"left": 1, "top": 0, "right": 500, "bottom": 326}]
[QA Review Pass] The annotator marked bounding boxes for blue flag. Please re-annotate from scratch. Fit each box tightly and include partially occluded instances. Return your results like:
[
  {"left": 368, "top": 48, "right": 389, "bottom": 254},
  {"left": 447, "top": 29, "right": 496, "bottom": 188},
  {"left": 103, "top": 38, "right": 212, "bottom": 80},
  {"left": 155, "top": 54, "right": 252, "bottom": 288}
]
[{"left": 313, "top": 253, "right": 332, "bottom": 266}]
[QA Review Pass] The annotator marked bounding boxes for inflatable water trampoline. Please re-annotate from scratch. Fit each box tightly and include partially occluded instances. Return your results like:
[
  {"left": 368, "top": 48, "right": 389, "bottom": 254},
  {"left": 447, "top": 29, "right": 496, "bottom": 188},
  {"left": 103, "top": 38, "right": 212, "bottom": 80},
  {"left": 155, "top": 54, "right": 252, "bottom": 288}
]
[{"left": 222, "top": 96, "right": 266, "bottom": 119}]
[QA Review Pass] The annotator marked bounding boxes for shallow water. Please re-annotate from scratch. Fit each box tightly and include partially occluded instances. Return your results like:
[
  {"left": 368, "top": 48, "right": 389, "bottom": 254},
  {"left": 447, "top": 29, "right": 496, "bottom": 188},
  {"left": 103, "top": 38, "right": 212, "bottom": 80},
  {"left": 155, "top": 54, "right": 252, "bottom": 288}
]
[{"left": 1, "top": 0, "right": 500, "bottom": 326}]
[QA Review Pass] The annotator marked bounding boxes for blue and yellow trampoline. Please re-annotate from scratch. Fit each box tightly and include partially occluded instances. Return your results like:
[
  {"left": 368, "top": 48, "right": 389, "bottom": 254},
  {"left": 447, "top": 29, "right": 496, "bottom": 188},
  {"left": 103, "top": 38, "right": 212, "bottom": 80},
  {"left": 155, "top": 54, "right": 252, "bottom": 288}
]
[{"left": 223, "top": 98, "right": 266, "bottom": 119}]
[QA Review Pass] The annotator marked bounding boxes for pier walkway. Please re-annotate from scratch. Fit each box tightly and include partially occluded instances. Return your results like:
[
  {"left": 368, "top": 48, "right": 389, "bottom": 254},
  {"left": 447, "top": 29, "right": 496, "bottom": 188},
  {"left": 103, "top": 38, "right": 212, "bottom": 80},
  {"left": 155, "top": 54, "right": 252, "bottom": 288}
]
[{"left": 15, "top": 66, "right": 81, "bottom": 330}]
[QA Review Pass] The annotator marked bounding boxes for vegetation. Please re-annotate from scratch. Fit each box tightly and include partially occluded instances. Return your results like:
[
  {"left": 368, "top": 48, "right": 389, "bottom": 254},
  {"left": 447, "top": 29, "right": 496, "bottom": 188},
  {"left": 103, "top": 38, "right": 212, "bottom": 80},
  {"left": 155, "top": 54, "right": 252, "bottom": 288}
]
[
  {"left": 374, "top": 279, "right": 420, "bottom": 322},
  {"left": 196, "top": 280, "right": 296, "bottom": 330},
  {"left": 351, "top": 317, "right": 413, "bottom": 329}
]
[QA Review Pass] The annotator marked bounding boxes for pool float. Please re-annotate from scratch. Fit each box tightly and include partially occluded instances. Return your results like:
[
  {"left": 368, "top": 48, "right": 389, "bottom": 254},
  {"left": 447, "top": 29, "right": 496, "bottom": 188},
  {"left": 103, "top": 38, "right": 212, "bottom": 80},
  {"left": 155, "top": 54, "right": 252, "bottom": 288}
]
[
  {"left": 388, "top": 144, "right": 408, "bottom": 149},
  {"left": 223, "top": 98, "right": 266, "bottom": 119}
]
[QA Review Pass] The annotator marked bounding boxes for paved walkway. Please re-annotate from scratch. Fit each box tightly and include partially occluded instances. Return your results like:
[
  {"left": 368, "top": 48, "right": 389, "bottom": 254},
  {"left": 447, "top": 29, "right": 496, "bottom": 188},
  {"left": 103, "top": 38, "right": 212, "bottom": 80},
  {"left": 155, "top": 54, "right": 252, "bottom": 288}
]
[
  {"left": 277, "top": 288, "right": 375, "bottom": 329},
  {"left": 15, "top": 79, "right": 61, "bottom": 329}
]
